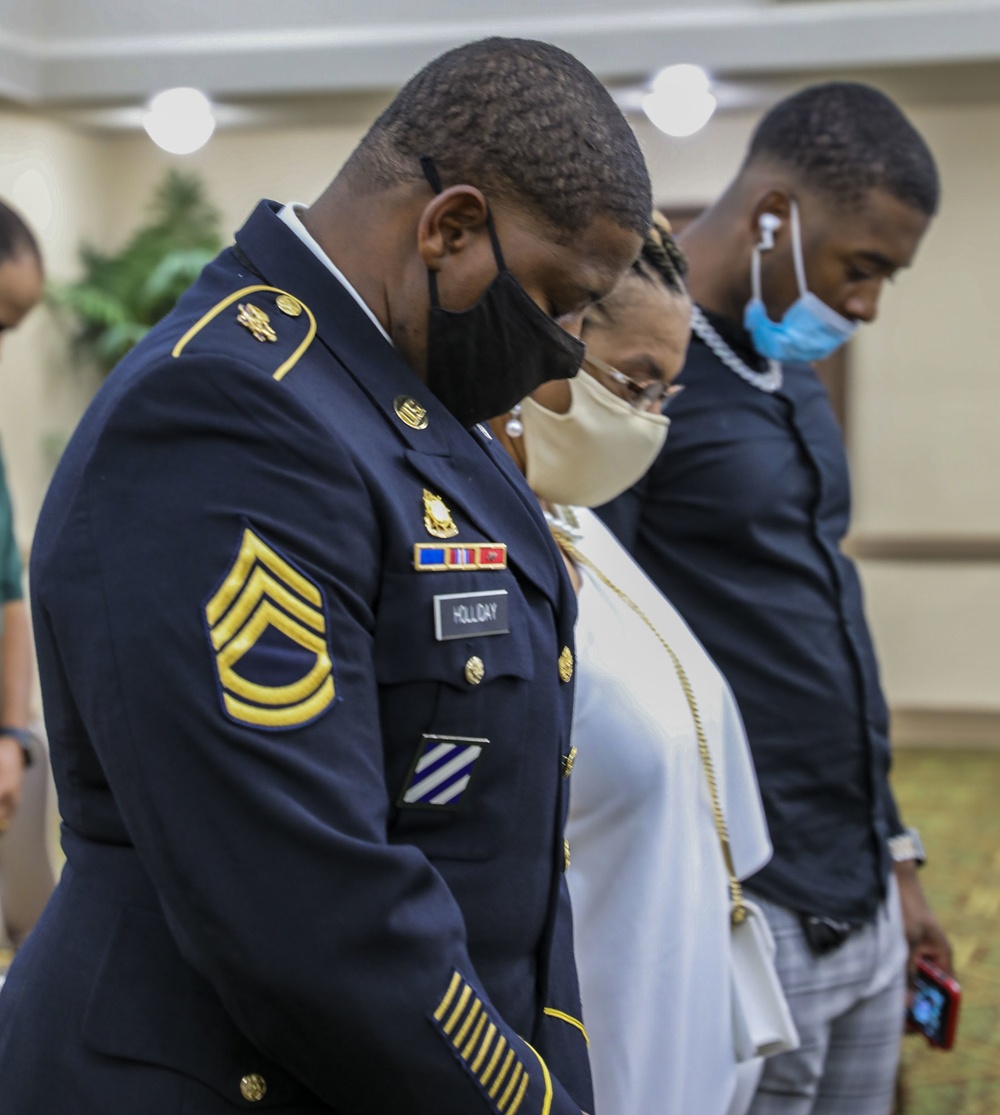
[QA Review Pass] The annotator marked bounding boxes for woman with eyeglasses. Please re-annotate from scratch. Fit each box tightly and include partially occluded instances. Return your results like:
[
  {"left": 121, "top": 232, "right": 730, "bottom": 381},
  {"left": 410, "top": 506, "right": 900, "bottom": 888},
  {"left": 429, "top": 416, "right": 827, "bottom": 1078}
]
[{"left": 492, "top": 217, "right": 789, "bottom": 1115}]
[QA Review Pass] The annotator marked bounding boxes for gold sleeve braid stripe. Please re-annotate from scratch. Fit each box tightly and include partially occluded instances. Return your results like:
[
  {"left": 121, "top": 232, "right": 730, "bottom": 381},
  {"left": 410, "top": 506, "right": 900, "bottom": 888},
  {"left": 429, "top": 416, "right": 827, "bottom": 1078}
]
[
  {"left": 172, "top": 285, "right": 317, "bottom": 382},
  {"left": 542, "top": 1007, "right": 589, "bottom": 1046},
  {"left": 431, "top": 971, "right": 534, "bottom": 1115},
  {"left": 205, "top": 528, "right": 335, "bottom": 729}
]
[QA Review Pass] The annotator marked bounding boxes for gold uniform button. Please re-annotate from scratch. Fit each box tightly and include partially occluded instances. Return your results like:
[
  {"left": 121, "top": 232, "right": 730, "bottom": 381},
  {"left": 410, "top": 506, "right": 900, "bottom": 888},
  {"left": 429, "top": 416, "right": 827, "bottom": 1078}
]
[
  {"left": 464, "top": 656, "right": 485, "bottom": 686},
  {"left": 394, "top": 395, "right": 429, "bottom": 430},
  {"left": 275, "top": 293, "right": 303, "bottom": 317},
  {"left": 239, "top": 1073, "right": 267, "bottom": 1102},
  {"left": 563, "top": 838, "right": 571, "bottom": 871},
  {"left": 558, "top": 646, "right": 574, "bottom": 683},
  {"left": 562, "top": 746, "right": 578, "bottom": 779}
]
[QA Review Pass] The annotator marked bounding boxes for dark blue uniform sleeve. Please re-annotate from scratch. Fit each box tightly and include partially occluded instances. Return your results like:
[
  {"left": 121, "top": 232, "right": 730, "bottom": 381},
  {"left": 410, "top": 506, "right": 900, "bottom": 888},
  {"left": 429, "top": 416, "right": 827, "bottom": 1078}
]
[{"left": 47, "top": 355, "right": 579, "bottom": 1115}]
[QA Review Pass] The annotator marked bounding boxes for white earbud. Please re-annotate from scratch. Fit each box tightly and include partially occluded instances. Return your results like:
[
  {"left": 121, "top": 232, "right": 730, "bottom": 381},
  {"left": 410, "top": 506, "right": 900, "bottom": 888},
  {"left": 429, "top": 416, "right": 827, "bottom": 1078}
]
[{"left": 757, "top": 212, "right": 782, "bottom": 251}]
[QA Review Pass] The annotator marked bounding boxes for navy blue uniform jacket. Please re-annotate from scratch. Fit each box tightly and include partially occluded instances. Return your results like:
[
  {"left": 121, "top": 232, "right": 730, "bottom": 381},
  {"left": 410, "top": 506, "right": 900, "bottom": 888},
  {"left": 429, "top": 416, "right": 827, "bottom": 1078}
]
[{"left": 0, "top": 203, "right": 591, "bottom": 1114}]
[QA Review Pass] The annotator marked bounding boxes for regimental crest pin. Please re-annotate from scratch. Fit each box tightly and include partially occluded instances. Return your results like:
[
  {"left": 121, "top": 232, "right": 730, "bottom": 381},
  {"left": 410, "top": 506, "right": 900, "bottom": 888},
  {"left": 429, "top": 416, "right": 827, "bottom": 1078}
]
[
  {"left": 423, "top": 488, "right": 458, "bottom": 539},
  {"left": 236, "top": 302, "right": 277, "bottom": 343},
  {"left": 204, "top": 527, "right": 335, "bottom": 730}
]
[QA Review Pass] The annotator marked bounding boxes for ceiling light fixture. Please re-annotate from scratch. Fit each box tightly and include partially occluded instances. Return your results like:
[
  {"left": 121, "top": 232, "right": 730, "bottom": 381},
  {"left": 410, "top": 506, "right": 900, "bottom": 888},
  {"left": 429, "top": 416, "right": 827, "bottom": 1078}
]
[
  {"left": 642, "top": 64, "right": 717, "bottom": 137},
  {"left": 142, "top": 87, "right": 216, "bottom": 155}
]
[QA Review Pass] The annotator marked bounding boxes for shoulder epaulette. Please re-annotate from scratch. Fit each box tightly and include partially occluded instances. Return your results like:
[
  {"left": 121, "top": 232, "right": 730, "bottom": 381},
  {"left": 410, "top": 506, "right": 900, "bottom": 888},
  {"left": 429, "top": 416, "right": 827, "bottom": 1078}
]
[{"left": 172, "top": 285, "right": 317, "bottom": 382}]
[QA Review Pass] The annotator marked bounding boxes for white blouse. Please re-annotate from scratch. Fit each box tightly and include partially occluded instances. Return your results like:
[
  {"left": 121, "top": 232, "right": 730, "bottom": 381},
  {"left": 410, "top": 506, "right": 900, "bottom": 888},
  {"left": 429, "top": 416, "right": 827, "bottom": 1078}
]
[{"left": 564, "top": 508, "right": 772, "bottom": 1115}]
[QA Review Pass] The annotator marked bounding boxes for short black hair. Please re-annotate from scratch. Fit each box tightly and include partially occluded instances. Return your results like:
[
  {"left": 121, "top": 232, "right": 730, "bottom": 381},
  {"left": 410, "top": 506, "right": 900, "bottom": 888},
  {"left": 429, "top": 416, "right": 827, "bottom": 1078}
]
[
  {"left": 744, "top": 82, "right": 939, "bottom": 216},
  {"left": 0, "top": 199, "right": 41, "bottom": 268},
  {"left": 344, "top": 37, "right": 652, "bottom": 239},
  {"left": 584, "top": 214, "right": 687, "bottom": 333}
]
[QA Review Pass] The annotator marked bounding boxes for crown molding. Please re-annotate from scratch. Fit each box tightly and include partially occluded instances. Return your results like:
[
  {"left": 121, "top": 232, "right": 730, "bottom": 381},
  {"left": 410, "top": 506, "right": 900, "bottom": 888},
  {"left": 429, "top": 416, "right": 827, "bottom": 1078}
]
[{"left": 1, "top": 1, "right": 1000, "bottom": 105}]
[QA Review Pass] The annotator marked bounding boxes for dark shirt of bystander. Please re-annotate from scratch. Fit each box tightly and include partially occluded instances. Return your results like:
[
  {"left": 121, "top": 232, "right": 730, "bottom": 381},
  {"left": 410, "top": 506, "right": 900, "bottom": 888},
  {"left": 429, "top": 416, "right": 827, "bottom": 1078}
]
[{"left": 598, "top": 308, "right": 905, "bottom": 924}]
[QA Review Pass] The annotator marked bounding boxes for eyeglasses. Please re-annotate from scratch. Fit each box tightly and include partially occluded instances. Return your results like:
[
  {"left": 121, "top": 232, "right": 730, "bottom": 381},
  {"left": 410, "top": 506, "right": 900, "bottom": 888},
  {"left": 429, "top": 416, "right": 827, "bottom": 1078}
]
[{"left": 581, "top": 354, "right": 683, "bottom": 411}]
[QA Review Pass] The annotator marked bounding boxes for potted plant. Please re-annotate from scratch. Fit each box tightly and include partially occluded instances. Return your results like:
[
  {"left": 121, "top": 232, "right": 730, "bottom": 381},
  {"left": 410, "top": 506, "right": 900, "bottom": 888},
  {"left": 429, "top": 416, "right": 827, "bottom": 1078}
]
[{"left": 53, "top": 170, "right": 222, "bottom": 376}]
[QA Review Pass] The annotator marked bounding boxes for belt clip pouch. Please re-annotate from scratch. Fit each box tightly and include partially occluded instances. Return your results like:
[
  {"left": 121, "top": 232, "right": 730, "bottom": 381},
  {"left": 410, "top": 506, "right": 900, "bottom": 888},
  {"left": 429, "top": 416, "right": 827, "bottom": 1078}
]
[
  {"left": 730, "top": 900, "right": 801, "bottom": 1062},
  {"left": 801, "top": 914, "right": 853, "bottom": 956}
]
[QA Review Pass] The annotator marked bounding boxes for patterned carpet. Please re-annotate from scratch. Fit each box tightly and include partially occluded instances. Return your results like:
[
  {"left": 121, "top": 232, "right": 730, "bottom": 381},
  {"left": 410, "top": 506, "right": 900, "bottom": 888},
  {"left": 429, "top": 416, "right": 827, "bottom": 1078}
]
[{"left": 893, "top": 750, "right": 1000, "bottom": 1115}]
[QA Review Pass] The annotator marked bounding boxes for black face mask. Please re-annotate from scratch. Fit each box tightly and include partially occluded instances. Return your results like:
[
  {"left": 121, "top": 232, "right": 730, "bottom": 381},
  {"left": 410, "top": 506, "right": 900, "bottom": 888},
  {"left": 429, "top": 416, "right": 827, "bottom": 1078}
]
[{"left": 420, "top": 156, "right": 585, "bottom": 428}]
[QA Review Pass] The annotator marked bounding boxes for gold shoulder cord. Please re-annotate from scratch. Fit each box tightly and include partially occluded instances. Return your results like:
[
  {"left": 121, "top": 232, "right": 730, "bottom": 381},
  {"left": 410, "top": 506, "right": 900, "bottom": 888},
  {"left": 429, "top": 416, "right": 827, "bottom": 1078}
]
[{"left": 551, "top": 526, "right": 747, "bottom": 927}]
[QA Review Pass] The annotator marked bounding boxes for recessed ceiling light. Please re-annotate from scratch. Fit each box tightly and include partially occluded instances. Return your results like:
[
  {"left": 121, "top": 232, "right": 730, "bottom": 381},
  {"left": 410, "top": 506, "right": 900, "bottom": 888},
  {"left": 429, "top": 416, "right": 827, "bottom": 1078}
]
[
  {"left": 643, "top": 64, "right": 717, "bottom": 137},
  {"left": 142, "top": 87, "right": 216, "bottom": 155}
]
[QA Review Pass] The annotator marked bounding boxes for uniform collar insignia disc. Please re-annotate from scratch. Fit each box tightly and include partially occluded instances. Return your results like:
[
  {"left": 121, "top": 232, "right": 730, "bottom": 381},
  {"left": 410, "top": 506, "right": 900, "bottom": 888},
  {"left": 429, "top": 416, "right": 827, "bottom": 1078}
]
[
  {"left": 237, "top": 302, "right": 277, "bottom": 343},
  {"left": 395, "top": 396, "right": 429, "bottom": 430},
  {"left": 275, "top": 293, "right": 303, "bottom": 317},
  {"left": 423, "top": 488, "right": 458, "bottom": 539}
]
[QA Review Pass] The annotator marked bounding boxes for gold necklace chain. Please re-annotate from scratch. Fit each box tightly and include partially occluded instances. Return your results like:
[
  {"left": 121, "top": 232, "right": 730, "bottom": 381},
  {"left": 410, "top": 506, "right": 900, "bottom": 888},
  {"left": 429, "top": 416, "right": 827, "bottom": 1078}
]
[{"left": 552, "top": 526, "right": 747, "bottom": 926}]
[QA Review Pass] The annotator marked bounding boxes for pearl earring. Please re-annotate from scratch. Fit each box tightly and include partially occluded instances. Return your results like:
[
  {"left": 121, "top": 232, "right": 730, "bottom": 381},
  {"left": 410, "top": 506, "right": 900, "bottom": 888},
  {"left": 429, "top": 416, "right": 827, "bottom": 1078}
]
[{"left": 505, "top": 403, "right": 524, "bottom": 438}]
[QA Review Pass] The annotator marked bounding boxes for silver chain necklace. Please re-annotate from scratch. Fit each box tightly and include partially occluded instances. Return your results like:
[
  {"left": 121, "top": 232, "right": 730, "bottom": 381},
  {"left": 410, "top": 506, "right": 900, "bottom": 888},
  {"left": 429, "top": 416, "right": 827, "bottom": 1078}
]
[
  {"left": 689, "top": 305, "right": 783, "bottom": 394},
  {"left": 543, "top": 503, "right": 583, "bottom": 540}
]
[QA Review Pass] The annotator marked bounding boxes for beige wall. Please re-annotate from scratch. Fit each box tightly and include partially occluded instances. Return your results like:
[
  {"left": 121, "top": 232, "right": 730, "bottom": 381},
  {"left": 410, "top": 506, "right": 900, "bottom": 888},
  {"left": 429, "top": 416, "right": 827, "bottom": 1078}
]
[
  {"left": 2, "top": 89, "right": 998, "bottom": 714},
  {"left": 100, "top": 123, "right": 369, "bottom": 253},
  {"left": 846, "top": 103, "right": 1000, "bottom": 715},
  {"left": 849, "top": 102, "right": 1000, "bottom": 535}
]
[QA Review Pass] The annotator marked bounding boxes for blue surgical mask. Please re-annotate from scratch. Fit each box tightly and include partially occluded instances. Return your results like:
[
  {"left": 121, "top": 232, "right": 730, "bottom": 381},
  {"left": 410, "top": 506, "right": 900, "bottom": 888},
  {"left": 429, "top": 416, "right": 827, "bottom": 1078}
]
[{"left": 744, "top": 200, "right": 857, "bottom": 363}]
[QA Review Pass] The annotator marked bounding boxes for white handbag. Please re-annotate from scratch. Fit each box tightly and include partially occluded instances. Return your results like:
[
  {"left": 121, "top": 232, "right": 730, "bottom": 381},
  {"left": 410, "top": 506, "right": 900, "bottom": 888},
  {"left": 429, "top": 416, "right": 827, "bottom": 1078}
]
[{"left": 730, "top": 899, "right": 800, "bottom": 1062}]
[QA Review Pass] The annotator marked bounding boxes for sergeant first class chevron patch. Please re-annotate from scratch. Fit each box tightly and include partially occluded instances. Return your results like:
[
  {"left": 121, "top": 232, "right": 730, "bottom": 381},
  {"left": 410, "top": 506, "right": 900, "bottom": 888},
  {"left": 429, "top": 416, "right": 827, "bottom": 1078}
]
[{"left": 204, "top": 527, "right": 335, "bottom": 730}]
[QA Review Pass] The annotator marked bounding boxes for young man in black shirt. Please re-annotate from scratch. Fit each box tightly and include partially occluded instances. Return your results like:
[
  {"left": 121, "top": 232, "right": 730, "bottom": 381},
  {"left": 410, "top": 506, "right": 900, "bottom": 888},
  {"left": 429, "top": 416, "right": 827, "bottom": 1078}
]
[{"left": 600, "top": 83, "right": 952, "bottom": 1114}]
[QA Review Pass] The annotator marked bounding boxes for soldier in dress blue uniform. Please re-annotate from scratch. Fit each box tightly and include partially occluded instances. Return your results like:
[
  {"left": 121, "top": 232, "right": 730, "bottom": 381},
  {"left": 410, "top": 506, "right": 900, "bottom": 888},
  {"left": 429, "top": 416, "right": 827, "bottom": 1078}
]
[{"left": 0, "top": 38, "right": 651, "bottom": 1115}]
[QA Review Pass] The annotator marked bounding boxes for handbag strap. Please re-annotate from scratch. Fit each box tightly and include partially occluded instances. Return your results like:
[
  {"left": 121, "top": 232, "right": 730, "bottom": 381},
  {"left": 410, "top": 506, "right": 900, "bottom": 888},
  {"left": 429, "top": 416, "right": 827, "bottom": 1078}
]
[{"left": 551, "top": 526, "right": 748, "bottom": 926}]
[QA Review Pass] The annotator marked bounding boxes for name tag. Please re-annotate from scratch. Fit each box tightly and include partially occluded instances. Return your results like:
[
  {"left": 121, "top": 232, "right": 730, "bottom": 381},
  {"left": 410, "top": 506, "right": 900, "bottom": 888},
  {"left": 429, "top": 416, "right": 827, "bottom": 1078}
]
[{"left": 434, "top": 590, "right": 509, "bottom": 641}]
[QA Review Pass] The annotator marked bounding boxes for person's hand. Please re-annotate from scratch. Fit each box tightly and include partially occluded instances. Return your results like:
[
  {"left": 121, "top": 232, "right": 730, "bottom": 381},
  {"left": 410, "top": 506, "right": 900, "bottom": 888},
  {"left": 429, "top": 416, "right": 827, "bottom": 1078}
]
[
  {"left": 0, "top": 734, "right": 25, "bottom": 831},
  {"left": 895, "top": 859, "right": 953, "bottom": 988}
]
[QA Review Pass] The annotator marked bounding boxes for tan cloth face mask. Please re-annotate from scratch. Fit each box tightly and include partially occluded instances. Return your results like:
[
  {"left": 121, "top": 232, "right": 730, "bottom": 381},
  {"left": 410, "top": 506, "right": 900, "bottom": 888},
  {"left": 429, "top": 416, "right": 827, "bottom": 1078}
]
[{"left": 520, "top": 369, "right": 670, "bottom": 507}]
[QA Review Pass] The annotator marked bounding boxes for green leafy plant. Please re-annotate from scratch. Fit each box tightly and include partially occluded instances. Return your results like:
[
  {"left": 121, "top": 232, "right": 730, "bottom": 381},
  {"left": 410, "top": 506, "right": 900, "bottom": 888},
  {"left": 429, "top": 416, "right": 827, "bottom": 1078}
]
[{"left": 52, "top": 170, "right": 222, "bottom": 375}]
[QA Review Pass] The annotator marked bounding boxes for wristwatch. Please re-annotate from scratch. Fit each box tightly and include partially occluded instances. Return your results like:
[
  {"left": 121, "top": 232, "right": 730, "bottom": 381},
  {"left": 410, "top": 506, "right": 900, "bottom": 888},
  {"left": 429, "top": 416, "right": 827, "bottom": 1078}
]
[
  {"left": 888, "top": 827, "right": 926, "bottom": 867},
  {"left": 0, "top": 726, "right": 36, "bottom": 767}
]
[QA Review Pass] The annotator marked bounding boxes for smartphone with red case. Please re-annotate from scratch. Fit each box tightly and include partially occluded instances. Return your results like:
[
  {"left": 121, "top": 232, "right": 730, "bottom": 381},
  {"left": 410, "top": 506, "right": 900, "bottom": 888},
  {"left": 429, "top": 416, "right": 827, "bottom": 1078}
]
[{"left": 906, "top": 959, "right": 961, "bottom": 1050}]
